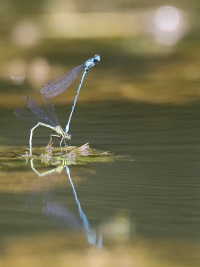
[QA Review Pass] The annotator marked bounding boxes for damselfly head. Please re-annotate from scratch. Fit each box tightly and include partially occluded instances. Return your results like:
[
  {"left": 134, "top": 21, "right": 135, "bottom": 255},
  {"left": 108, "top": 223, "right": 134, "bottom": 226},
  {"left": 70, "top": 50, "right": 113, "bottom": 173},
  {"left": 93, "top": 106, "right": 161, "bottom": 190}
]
[
  {"left": 56, "top": 126, "right": 71, "bottom": 140},
  {"left": 85, "top": 54, "right": 100, "bottom": 69},
  {"left": 93, "top": 54, "right": 100, "bottom": 63},
  {"left": 65, "top": 134, "right": 71, "bottom": 140}
]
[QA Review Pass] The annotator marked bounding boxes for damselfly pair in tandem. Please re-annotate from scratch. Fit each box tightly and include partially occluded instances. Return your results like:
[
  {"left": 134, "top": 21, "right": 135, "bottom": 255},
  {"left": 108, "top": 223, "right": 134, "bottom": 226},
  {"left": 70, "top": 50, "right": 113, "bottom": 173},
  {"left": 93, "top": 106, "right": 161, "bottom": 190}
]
[{"left": 14, "top": 54, "right": 100, "bottom": 156}]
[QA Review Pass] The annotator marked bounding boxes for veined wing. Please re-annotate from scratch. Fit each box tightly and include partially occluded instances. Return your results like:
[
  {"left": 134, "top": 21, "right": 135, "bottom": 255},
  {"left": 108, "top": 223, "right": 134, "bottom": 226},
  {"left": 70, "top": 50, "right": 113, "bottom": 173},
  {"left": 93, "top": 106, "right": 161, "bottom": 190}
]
[
  {"left": 42, "top": 94, "right": 59, "bottom": 126},
  {"left": 40, "top": 64, "right": 84, "bottom": 98},
  {"left": 21, "top": 97, "right": 58, "bottom": 127},
  {"left": 14, "top": 108, "right": 41, "bottom": 124}
]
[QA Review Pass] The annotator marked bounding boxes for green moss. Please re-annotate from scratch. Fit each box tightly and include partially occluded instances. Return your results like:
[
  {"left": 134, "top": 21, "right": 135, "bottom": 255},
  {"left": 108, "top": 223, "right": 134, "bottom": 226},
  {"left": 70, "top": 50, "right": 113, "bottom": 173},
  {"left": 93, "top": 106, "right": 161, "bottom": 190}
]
[{"left": 0, "top": 143, "right": 119, "bottom": 170}]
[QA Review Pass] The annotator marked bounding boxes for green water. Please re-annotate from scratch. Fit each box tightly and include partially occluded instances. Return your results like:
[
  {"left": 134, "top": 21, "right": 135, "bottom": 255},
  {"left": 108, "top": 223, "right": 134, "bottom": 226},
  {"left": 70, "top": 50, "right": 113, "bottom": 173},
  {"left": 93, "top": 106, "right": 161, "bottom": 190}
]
[{"left": 0, "top": 101, "right": 200, "bottom": 266}]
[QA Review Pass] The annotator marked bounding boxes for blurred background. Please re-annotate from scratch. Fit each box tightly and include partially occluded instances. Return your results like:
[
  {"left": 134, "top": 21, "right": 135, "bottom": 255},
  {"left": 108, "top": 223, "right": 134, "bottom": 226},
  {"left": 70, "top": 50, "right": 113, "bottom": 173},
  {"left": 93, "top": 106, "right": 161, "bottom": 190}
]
[
  {"left": 0, "top": 0, "right": 200, "bottom": 106},
  {"left": 1, "top": 1, "right": 200, "bottom": 267}
]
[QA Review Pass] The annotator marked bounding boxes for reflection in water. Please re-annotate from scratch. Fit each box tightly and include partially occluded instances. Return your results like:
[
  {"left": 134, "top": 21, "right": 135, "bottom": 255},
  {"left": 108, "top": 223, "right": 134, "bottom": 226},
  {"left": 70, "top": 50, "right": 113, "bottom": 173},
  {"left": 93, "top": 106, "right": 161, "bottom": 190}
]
[
  {"left": 30, "top": 158, "right": 102, "bottom": 247},
  {"left": 66, "top": 166, "right": 102, "bottom": 247},
  {"left": 30, "top": 158, "right": 66, "bottom": 177}
]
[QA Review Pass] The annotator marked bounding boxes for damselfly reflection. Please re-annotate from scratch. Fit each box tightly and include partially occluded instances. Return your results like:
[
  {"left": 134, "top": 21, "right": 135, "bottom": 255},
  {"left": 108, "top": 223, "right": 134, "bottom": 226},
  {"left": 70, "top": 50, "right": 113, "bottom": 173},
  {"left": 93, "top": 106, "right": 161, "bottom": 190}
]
[
  {"left": 14, "top": 95, "right": 71, "bottom": 156},
  {"left": 29, "top": 159, "right": 102, "bottom": 247},
  {"left": 30, "top": 158, "right": 67, "bottom": 177},
  {"left": 41, "top": 54, "right": 100, "bottom": 134}
]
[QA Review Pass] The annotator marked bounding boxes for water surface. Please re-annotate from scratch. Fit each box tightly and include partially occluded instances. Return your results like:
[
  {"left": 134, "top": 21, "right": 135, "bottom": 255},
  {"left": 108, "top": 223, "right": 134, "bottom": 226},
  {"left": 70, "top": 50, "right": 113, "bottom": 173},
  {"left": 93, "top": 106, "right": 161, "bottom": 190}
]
[{"left": 0, "top": 101, "right": 200, "bottom": 266}]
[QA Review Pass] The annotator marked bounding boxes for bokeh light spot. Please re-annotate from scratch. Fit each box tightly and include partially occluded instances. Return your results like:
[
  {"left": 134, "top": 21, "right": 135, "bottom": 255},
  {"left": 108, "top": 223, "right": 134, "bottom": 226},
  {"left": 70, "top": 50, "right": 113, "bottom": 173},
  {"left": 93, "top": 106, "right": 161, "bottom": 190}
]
[{"left": 155, "top": 6, "right": 180, "bottom": 32}]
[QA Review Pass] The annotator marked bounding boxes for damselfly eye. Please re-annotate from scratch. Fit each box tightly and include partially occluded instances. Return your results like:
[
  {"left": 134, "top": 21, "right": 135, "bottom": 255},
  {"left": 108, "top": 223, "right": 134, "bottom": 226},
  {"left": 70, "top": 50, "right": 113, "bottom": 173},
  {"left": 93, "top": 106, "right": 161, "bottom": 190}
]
[
  {"left": 94, "top": 54, "right": 100, "bottom": 63},
  {"left": 66, "top": 134, "right": 71, "bottom": 140}
]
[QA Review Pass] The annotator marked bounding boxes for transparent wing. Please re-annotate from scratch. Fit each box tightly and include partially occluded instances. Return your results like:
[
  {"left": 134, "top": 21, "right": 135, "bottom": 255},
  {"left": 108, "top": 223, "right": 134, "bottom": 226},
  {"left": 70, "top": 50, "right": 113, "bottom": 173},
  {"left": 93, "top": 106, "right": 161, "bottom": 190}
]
[
  {"left": 40, "top": 64, "right": 84, "bottom": 97},
  {"left": 21, "top": 97, "right": 58, "bottom": 127},
  {"left": 42, "top": 94, "right": 59, "bottom": 126},
  {"left": 14, "top": 108, "right": 40, "bottom": 124}
]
